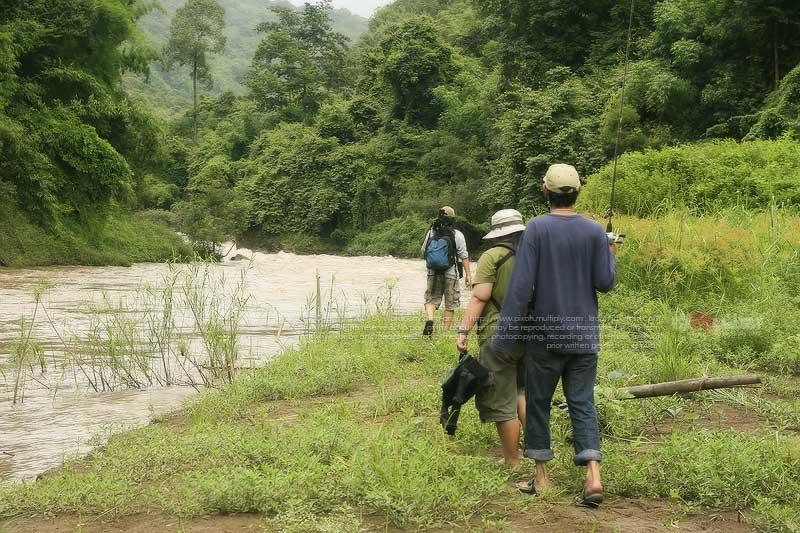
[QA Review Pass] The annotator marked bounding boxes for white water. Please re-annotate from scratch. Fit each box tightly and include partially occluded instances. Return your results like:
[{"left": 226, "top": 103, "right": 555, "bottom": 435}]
[{"left": 0, "top": 249, "right": 465, "bottom": 481}]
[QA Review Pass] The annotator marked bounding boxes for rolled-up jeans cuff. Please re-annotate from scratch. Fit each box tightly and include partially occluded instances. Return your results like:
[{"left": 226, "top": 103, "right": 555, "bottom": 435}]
[
  {"left": 524, "top": 448, "right": 554, "bottom": 462},
  {"left": 574, "top": 449, "right": 602, "bottom": 466}
]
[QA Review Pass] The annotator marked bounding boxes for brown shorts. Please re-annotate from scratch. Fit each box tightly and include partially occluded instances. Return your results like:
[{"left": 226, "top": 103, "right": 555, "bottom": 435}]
[
  {"left": 424, "top": 274, "right": 461, "bottom": 311},
  {"left": 475, "top": 341, "right": 525, "bottom": 423}
]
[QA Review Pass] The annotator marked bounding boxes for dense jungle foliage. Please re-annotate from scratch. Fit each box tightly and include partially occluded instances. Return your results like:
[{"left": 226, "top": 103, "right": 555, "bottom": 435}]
[
  {"left": 1, "top": 0, "right": 799, "bottom": 264},
  {"left": 0, "top": 0, "right": 192, "bottom": 265},
  {"left": 157, "top": 0, "right": 800, "bottom": 256}
]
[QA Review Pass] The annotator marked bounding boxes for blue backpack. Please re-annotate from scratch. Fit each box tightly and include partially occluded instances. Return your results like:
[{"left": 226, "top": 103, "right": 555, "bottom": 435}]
[{"left": 425, "top": 225, "right": 456, "bottom": 272}]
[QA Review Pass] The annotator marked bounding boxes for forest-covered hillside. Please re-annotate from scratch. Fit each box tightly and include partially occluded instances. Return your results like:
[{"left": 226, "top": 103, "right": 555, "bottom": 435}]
[
  {"left": 2, "top": 0, "right": 800, "bottom": 266},
  {"left": 0, "top": 0, "right": 193, "bottom": 266},
  {"left": 125, "top": 0, "right": 369, "bottom": 116},
  {"left": 161, "top": 0, "right": 800, "bottom": 256}
]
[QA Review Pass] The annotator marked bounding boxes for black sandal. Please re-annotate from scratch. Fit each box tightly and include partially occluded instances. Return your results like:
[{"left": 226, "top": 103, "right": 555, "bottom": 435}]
[
  {"left": 515, "top": 480, "right": 538, "bottom": 496},
  {"left": 576, "top": 488, "right": 604, "bottom": 508}
]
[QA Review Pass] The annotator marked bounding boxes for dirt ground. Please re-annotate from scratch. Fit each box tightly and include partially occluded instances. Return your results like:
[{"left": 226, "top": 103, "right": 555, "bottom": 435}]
[
  {"left": 0, "top": 514, "right": 265, "bottom": 533},
  {"left": 504, "top": 498, "right": 753, "bottom": 533},
  {"left": 0, "top": 498, "right": 755, "bottom": 532},
  {"left": 649, "top": 401, "right": 768, "bottom": 436}
]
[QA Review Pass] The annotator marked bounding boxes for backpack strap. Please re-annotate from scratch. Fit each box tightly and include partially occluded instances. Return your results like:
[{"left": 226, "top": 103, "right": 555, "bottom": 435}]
[
  {"left": 492, "top": 243, "right": 515, "bottom": 270},
  {"left": 446, "top": 227, "right": 459, "bottom": 275},
  {"left": 488, "top": 243, "right": 516, "bottom": 310},
  {"left": 421, "top": 225, "right": 435, "bottom": 256}
]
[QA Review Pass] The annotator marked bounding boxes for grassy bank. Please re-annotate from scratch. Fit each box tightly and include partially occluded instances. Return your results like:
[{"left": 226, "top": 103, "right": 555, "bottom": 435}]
[
  {"left": 1, "top": 306, "right": 799, "bottom": 530},
  {"left": 0, "top": 205, "right": 193, "bottom": 267},
  {"left": 580, "top": 138, "right": 800, "bottom": 216},
  {"left": 2, "top": 211, "right": 800, "bottom": 531}
]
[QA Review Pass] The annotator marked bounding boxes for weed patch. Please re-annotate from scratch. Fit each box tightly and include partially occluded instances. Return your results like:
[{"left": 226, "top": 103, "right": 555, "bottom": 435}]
[{"left": 2, "top": 292, "right": 799, "bottom": 531}]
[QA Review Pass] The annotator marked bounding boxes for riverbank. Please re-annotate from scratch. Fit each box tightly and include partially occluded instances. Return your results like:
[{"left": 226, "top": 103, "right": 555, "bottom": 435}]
[
  {"left": 0, "top": 206, "right": 192, "bottom": 267},
  {"left": 1, "top": 307, "right": 798, "bottom": 531},
  {"left": 239, "top": 214, "right": 491, "bottom": 260},
  {"left": 0, "top": 252, "right": 429, "bottom": 481}
]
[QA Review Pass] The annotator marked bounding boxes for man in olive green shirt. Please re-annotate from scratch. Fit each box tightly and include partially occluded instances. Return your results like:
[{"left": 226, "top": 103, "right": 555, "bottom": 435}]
[{"left": 456, "top": 209, "right": 527, "bottom": 468}]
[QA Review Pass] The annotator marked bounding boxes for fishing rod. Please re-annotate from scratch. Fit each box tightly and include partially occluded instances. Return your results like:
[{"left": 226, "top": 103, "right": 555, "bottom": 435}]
[{"left": 607, "top": 0, "right": 636, "bottom": 245}]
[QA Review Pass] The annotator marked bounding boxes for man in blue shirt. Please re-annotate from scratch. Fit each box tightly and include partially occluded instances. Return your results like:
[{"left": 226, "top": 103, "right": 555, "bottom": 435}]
[{"left": 492, "top": 164, "right": 617, "bottom": 507}]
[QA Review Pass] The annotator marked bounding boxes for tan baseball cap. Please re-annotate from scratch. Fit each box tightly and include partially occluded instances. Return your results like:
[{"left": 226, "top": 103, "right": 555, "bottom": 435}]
[
  {"left": 543, "top": 164, "right": 581, "bottom": 193},
  {"left": 440, "top": 206, "right": 456, "bottom": 217}
]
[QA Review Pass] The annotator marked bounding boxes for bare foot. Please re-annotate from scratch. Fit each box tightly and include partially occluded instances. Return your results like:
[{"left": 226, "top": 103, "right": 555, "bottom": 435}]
[
  {"left": 583, "top": 481, "right": 603, "bottom": 495},
  {"left": 514, "top": 477, "right": 552, "bottom": 493}
]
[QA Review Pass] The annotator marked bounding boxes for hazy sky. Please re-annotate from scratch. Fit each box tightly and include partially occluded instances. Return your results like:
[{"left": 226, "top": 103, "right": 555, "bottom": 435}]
[{"left": 287, "top": 0, "right": 393, "bottom": 18}]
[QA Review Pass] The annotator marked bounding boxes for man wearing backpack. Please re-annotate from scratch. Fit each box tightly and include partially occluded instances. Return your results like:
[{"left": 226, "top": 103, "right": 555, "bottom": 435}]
[
  {"left": 456, "top": 209, "right": 527, "bottom": 468},
  {"left": 421, "top": 206, "right": 470, "bottom": 336}
]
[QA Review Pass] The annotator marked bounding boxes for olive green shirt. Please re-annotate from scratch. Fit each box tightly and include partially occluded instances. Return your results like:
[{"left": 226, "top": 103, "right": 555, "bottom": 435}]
[{"left": 474, "top": 246, "right": 516, "bottom": 346}]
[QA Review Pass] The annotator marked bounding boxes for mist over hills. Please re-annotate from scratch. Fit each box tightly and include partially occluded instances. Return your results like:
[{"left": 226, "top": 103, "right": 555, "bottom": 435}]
[{"left": 126, "top": 0, "right": 369, "bottom": 115}]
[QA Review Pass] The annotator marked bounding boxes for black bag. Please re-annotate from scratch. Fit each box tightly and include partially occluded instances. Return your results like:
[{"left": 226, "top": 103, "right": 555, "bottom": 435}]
[{"left": 440, "top": 352, "right": 491, "bottom": 436}]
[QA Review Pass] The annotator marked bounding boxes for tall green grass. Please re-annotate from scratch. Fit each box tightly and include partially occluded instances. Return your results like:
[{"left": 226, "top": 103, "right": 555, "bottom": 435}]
[
  {"left": 0, "top": 204, "right": 192, "bottom": 267},
  {"left": 609, "top": 209, "right": 800, "bottom": 307},
  {"left": 580, "top": 138, "right": 800, "bottom": 216},
  {"left": 597, "top": 210, "right": 800, "bottom": 377},
  {"left": 2, "top": 312, "right": 798, "bottom": 530},
  {"left": 4, "top": 262, "right": 254, "bottom": 402}
]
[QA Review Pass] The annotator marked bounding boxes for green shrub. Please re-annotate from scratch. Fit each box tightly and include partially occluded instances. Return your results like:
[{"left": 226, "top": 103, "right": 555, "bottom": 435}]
[
  {"left": 746, "top": 62, "right": 800, "bottom": 141},
  {"left": 346, "top": 215, "right": 430, "bottom": 258},
  {"left": 0, "top": 203, "right": 192, "bottom": 267},
  {"left": 580, "top": 139, "right": 800, "bottom": 216}
]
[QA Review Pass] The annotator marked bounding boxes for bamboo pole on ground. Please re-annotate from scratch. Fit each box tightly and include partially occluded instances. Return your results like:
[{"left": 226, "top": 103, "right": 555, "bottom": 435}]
[{"left": 619, "top": 375, "right": 762, "bottom": 399}]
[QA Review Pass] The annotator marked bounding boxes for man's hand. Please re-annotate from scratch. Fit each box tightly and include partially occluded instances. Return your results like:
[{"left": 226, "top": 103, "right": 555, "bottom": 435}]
[
  {"left": 495, "top": 351, "right": 515, "bottom": 364},
  {"left": 457, "top": 332, "right": 468, "bottom": 353},
  {"left": 610, "top": 243, "right": 618, "bottom": 255}
]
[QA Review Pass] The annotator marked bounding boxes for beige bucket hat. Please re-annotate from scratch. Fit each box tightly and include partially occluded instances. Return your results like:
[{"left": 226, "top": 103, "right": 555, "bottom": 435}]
[{"left": 483, "top": 209, "right": 526, "bottom": 240}]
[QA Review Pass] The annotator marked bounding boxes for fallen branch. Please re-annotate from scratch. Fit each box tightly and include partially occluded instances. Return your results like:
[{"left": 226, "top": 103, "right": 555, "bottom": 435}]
[{"left": 619, "top": 375, "right": 762, "bottom": 399}]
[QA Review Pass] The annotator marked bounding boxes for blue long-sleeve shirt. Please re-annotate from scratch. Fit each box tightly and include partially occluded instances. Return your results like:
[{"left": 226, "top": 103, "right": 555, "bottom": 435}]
[{"left": 491, "top": 214, "right": 616, "bottom": 355}]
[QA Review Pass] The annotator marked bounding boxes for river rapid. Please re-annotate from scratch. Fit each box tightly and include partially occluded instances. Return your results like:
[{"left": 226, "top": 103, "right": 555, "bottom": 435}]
[{"left": 0, "top": 249, "right": 466, "bottom": 482}]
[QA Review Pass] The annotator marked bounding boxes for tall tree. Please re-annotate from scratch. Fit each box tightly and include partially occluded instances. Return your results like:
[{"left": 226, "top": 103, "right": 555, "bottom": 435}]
[
  {"left": 379, "top": 16, "right": 455, "bottom": 127},
  {"left": 0, "top": 0, "right": 160, "bottom": 222},
  {"left": 478, "top": 0, "right": 627, "bottom": 86},
  {"left": 640, "top": 0, "right": 800, "bottom": 138},
  {"left": 246, "top": 0, "right": 349, "bottom": 122},
  {"left": 165, "top": 0, "right": 226, "bottom": 143}
]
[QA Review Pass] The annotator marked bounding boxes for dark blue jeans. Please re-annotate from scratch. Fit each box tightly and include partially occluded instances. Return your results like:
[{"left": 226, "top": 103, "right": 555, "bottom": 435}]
[{"left": 524, "top": 351, "right": 602, "bottom": 466}]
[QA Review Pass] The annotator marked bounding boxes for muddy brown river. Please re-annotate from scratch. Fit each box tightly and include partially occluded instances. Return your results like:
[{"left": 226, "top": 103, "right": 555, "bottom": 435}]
[{"left": 0, "top": 249, "right": 469, "bottom": 482}]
